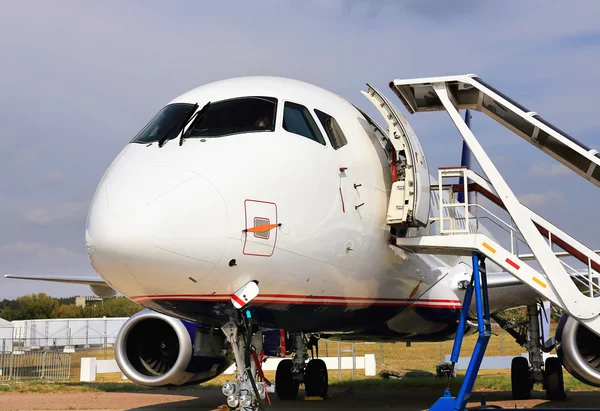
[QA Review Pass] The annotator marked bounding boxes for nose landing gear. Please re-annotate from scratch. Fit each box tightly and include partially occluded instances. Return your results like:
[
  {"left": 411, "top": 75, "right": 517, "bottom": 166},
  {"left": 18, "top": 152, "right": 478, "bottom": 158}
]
[
  {"left": 221, "top": 282, "right": 270, "bottom": 411},
  {"left": 221, "top": 282, "right": 329, "bottom": 409},
  {"left": 221, "top": 319, "right": 269, "bottom": 411}
]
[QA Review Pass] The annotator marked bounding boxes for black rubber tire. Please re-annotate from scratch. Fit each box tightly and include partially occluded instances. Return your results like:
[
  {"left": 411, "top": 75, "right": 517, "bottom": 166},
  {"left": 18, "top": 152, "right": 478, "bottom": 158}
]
[
  {"left": 511, "top": 357, "right": 532, "bottom": 400},
  {"left": 545, "top": 357, "right": 566, "bottom": 401},
  {"left": 275, "top": 359, "right": 299, "bottom": 400},
  {"left": 304, "top": 359, "right": 328, "bottom": 398}
]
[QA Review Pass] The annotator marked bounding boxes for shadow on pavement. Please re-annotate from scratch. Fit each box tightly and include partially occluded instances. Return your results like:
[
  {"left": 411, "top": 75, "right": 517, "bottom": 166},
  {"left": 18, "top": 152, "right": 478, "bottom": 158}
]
[{"left": 123, "top": 387, "right": 600, "bottom": 411}]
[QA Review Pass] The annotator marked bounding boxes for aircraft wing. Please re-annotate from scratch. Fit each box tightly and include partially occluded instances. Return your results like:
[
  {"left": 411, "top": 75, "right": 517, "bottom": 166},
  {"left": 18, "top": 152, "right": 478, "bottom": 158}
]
[
  {"left": 4, "top": 274, "right": 106, "bottom": 285},
  {"left": 4, "top": 274, "right": 116, "bottom": 297},
  {"left": 486, "top": 272, "right": 522, "bottom": 288}
]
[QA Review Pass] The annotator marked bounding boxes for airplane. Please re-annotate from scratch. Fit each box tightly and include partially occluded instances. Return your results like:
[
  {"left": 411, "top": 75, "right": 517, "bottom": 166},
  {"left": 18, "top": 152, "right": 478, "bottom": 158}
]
[{"left": 6, "top": 75, "right": 600, "bottom": 409}]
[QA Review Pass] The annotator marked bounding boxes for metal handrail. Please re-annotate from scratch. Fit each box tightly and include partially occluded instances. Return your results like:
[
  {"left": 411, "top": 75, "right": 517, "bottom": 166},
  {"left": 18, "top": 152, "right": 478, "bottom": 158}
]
[{"left": 431, "top": 169, "right": 599, "bottom": 297}]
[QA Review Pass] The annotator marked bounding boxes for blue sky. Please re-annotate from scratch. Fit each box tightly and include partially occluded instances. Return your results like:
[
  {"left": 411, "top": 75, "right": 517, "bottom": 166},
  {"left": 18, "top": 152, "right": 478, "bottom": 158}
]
[{"left": 1, "top": 1, "right": 599, "bottom": 298}]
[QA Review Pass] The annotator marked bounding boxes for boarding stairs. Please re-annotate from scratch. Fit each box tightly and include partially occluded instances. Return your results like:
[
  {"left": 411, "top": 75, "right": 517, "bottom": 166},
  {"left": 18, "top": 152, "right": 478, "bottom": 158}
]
[{"left": 365, "top": 74, "right": 600, "bottom": 339}]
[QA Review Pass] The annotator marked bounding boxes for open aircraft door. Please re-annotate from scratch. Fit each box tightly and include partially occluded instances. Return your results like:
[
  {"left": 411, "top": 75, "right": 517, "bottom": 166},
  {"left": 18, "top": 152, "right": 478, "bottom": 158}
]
[{"left": 362, "top": 84, "right": 431, "bottom": 228}]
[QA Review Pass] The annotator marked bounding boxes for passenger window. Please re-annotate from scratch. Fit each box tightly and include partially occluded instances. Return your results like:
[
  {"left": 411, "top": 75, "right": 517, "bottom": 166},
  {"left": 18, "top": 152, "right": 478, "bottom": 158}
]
[
  {"left": 283, "top": 102, "right": 325, "bottom": 145},
  {"left": 314, "top": 109, "right": 348, "bottom": 150}
]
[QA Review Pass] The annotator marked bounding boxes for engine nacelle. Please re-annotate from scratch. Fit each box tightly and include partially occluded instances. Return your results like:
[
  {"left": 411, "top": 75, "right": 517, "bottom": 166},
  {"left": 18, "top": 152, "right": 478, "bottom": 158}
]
[
  {"left": 115, "top": 310, "right": 232, "bottom": 387},
  {"left": 555, "top": 314, "right": 600, "bottom": 387}
]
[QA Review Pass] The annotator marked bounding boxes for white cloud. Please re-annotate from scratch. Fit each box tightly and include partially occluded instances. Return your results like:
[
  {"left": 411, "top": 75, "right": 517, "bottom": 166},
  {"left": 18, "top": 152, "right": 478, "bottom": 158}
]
[
  {"left": 0, "top": 242, "right": 79, "bottom": 261},
  {"left": 23, "top": 201, "right": 89, "bottom": 225},
  {"left": 529, "top": 163, "right": 572, "bottom": 177},
  {"left": 518, "top": 191, "right": 565, "bottom": 208}
]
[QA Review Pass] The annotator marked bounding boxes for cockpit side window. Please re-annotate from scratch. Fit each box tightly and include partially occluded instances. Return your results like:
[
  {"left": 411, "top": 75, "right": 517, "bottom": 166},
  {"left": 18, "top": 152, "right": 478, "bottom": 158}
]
[
  {"left": 132, "top": 103, "right": 196, "bottom": 144},
  {"left": 282, "top": 102, "right": 326, "bottom": 145},
  {"left": 314, "top": 109, "right": 348, "bottom": 150},
  {"left": 186, "top": 96, "right": 277, "bottom": 139}
]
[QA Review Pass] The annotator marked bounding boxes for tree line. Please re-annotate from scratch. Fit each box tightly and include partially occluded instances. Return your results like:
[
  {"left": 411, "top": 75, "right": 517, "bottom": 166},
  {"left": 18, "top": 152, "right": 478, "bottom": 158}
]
[{"left": 0, "top": 293, "right": 143, "bottom": 321}]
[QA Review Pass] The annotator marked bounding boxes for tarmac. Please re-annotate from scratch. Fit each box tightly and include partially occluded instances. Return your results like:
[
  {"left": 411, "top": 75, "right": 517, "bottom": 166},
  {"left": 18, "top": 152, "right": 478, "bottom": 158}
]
[{"left": 1, "top": 386, "right": 599, "bottom": 411}]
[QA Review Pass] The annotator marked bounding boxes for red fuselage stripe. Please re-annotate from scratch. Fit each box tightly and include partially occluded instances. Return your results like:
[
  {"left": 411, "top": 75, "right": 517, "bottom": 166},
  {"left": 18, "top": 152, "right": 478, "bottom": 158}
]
[
  {"left": 131, "top": 295, "right": 461, "bottom": 308},
  {"left": 130, "top": 293, "right": 460, "bottom": 303}
]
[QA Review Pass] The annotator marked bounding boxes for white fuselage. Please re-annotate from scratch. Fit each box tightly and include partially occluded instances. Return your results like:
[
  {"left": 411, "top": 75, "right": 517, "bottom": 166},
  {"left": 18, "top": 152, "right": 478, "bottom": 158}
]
[{"left": 84, "top": 77, "right": 531, "bottom": 339}]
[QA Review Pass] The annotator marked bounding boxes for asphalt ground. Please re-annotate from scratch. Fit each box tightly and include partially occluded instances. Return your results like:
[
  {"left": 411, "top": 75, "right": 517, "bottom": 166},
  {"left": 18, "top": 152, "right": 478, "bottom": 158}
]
[{"left": 1, "top": 386, "right": 599, "bottom": 411}]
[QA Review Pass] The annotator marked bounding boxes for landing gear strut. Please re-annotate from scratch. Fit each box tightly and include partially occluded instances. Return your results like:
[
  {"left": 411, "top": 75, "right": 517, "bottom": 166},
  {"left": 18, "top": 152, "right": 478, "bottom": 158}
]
[
  {"left": 221, "top": 282, "right": 269, "bottom": 411},
  {"left": 221, "top": 320, "right": 267, "bottom": 411}
]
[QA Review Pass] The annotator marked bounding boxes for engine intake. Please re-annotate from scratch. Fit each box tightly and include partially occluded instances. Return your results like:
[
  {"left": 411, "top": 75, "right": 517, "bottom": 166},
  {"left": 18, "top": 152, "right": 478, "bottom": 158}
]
[
  {"left": 115, "top": 310, "right": 231, "bottom": 387},
  {"left": 555, "top": 314, "right": 600, "bottom": 387}
]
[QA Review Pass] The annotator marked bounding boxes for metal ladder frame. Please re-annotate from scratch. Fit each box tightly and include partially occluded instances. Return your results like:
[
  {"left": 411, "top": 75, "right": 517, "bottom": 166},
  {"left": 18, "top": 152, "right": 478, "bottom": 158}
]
[
  {"left": 429, "top": 252, "right": 491, "bottom": 411},
  {"left": 431, "top": 82, "right": 600, "bottom": 321},
  {"left": 387, "top": 75, "right": 600, "bottom": 410}
]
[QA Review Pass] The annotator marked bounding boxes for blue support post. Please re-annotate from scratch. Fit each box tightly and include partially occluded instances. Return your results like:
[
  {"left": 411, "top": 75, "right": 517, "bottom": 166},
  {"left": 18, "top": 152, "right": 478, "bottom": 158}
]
[
  {"left": 450, "top": 280, "right": 473, "bottom": 364},
  {"left": 429, "top": 253, "right": 491, "bottom": 411}
]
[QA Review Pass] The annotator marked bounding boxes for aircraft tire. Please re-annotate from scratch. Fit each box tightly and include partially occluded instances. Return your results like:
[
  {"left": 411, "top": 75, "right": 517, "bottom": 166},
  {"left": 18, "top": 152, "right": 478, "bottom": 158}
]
[
  {"left": 275, "top": 359, "right": 299, "bottom": 400},
  {"left": 511, "top": 357, "right": 532, "bottom": 400},
  {"left": 304, "top": 359, "right": 328, "bottom": 398},
  {"left": 545, "top": 357, "right": 566, "bottom": 401}
]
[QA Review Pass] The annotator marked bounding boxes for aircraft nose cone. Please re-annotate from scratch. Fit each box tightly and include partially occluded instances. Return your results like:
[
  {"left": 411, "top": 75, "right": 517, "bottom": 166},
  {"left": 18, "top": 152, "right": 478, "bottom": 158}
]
[{"left": 86, "top": 166, "right": 228, "bottom": 295}]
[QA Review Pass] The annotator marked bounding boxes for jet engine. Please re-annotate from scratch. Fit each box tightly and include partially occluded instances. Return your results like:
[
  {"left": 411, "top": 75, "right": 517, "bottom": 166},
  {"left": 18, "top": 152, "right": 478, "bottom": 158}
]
[
  {"left": 555, "top": 314, "right": 600, "bottom": 387},
  {"left": 115, "top": 310, "right": 232, "bottom": 387}
]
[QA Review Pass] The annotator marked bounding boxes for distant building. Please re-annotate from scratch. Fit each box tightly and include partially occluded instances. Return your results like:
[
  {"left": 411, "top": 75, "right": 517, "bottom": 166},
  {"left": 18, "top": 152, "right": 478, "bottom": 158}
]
[
  {"left": 75, "top": 296, "right": 103, "bottom": 307},
  {"left": 0, "top": 317, "right": 10, "bottom": 327}
]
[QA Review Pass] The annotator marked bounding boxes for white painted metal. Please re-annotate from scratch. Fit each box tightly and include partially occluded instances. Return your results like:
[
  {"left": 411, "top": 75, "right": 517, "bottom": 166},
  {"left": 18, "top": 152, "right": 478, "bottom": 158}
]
[
  {"left": 231, "top": 281, "right": 260, "bottom": 309},
  {"left": 397, "top": 173, "right": 600, "bottom": 336},
  {"left": 431, "top": 83, "right": 600, "bottom": 320},
  {"left": 461, "top": 168, "right": 600, "bottom": 285},
  {"left": 438, "top": 168, "right": 469, "bottom": 234},
  {"left": 391, "top": 75, "right": 600, "bottom": 188},
  {"left": 362, "top": 84, "right": 431, "bottom": 227}
]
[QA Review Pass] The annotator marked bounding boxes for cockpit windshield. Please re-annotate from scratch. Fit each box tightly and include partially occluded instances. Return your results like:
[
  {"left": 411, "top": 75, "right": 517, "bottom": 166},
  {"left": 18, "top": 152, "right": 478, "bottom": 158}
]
[
  {"left": 185, "top": 96, "right": 277, "bottom": 139},
  {"left": 132, "top": 103, "right": 196, "bottom": 144}
]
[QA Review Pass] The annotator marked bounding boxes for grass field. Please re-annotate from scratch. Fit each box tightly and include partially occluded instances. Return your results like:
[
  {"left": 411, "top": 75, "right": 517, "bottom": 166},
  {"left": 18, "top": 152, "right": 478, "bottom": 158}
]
[{"left": 2, "top": 324, "right": 598, "bottom": 394}]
